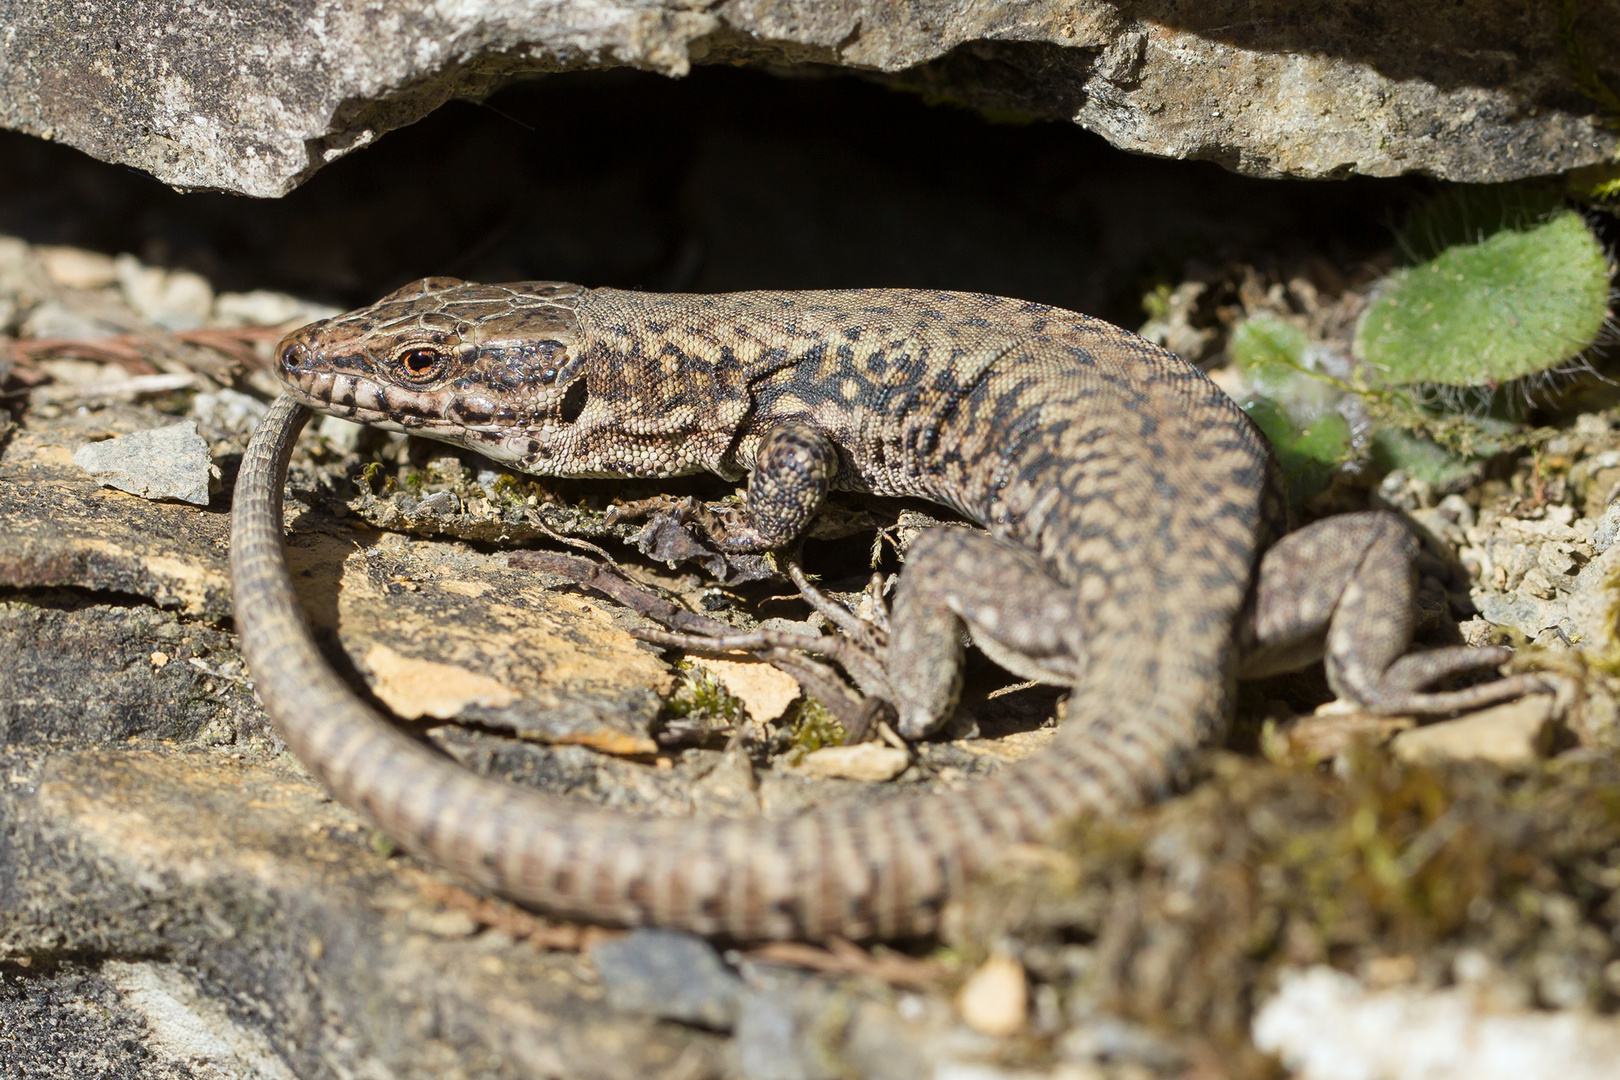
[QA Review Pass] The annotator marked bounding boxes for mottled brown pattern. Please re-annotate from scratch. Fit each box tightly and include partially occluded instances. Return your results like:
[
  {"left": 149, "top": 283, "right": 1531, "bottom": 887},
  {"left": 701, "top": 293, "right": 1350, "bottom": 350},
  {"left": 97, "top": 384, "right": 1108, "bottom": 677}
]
[{"left": 232, "top": 280, "right": 1544, "bottom": 940}]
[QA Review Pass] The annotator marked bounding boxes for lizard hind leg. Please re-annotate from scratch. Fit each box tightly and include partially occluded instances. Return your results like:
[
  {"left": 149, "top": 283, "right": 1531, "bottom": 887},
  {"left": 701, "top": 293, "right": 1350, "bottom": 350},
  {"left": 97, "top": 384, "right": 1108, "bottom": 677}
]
[
  {"left": 1240, "top": 511, "right": 1548, "bottom": 715},
  {"left": 888, "top": 528, "right": 1083, "bottom": 739}
]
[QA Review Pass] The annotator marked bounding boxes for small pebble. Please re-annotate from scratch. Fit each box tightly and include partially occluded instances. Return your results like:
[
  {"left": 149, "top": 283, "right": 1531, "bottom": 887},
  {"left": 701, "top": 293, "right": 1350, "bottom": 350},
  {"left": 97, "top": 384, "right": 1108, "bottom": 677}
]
[
  {"left": 957, "top": 953, "right": 1027, "bottom": 1036},
  {"left": 801, "top": 743, "right": 909, "bottom": 782},
  {"left": 116, "top": 254, "right": 213, "bottom": 330},
  {"left": 191, "top": 388, "right": 269, "bottom": 437}
]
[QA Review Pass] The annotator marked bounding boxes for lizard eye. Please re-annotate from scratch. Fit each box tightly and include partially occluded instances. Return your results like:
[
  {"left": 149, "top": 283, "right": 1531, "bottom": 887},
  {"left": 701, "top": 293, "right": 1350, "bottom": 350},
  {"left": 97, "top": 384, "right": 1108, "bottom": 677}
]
[{"left": 397, "top": 346, "right": 448, "bottom": 383}]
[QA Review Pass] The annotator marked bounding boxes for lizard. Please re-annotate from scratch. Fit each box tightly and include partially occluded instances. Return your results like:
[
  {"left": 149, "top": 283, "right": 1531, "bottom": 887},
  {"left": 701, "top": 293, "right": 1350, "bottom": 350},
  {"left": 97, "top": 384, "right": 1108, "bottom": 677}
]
[{"left": 230, "top": 277, "right": 1546, "bottom": 941}]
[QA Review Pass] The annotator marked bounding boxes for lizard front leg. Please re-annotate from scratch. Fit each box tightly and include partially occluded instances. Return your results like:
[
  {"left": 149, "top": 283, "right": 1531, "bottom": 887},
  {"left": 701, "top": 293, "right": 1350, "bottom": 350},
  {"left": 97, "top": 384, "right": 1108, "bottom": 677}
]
[
  {"left": 1239, "top": 511, "right": 1550, "bottom": 713},
  {"left": 658, "top": 419, "right": 840, "bottom": 553}
]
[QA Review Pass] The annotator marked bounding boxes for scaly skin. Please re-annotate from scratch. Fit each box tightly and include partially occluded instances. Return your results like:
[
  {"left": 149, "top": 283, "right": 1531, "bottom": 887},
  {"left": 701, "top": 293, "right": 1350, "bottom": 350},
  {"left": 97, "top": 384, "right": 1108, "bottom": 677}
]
[{"left": 229, "top": 278, "right": 1542, "bottom": 940}]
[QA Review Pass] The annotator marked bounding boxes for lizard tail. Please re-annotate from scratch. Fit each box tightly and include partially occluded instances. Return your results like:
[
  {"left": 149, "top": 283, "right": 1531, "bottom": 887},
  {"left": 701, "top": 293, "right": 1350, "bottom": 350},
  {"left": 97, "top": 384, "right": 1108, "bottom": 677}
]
[{"left": 232, "top": 394, "right": 1195, "bottom": 940}]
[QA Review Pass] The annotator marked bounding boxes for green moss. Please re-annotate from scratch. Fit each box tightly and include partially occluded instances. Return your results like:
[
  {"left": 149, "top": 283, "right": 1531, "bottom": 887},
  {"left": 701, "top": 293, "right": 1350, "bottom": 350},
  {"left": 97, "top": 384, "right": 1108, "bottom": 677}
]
[
  {"left": 356, "top": 459, "right": 386, "bottom": 493},
  {"left": 786, "top": 697, "right": 846, "bottom": 758},
  {"left": 947, "top": 753, "right": 1620, "bottom": 1062},
  {"left": 1354, "top": 188, "right": 1611, "bottom": 387},
  {"left": 663, "top": 661, "right": 747, "bottom": 727}
]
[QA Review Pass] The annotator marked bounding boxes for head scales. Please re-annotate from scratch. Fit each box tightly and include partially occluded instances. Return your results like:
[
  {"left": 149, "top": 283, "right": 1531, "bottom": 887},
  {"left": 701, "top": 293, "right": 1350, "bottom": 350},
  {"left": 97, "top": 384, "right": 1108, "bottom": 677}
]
[{"left": 276, "top": 277, "right": 596, "bottom": 473}]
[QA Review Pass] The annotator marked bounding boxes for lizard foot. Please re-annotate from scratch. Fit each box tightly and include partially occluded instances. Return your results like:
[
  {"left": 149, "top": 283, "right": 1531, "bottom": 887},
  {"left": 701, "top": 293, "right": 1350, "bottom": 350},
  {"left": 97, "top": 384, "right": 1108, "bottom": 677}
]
[{"left": 1241, "top": 511, "right": 1555, "bottom": 717}]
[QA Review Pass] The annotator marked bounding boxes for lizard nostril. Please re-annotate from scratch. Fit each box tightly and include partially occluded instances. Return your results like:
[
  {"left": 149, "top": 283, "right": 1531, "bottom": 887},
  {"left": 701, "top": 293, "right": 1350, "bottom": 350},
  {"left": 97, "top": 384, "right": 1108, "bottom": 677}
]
[{"left": 279, "top": 342, "right": 307, "bottom": 371}]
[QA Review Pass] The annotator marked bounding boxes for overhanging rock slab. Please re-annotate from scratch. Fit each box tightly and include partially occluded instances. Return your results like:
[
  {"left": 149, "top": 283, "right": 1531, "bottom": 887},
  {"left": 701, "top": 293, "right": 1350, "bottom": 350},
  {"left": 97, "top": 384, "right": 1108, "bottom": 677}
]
[{"left": 0, "top": 0, "right": 1615, "bottom": 196}]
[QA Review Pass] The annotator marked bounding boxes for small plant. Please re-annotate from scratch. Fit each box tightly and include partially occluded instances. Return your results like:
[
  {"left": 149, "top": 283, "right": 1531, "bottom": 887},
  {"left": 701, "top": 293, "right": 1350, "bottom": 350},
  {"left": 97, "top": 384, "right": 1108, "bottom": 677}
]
[
  {"left": 664, "top": 661, "right": 747, "bottom": 727},
  {"left": 1228, "top": 313, "right": 1352, "bottom": 500},
  {"left": 1354, "top": 185, "right": 1611, "bottom": 388},
  {"left": 786, "top": 698, "right": 846, "bottom": 760}
]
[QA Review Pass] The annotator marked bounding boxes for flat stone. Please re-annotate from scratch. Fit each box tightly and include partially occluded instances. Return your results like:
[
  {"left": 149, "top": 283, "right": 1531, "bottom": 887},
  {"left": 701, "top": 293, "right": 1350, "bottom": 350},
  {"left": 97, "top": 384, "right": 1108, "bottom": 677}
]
[
  {"left": 1390, "top": 695, "right": 1558, "bottom": 769},
  {"left": 72, "top": 421, "right": 219, "bottom": 507},
  {"left": 0, "top": 2, "right": 1611, "bottom": 197},
  {"left": 0, "top": 404, "right": 240, "bottom": 612},
  {"left": 0, "top": 746, "right": 724, "bottom": 1080},
  {"left": 589, "top": 929, "right": 744, "bottom": 1030}
]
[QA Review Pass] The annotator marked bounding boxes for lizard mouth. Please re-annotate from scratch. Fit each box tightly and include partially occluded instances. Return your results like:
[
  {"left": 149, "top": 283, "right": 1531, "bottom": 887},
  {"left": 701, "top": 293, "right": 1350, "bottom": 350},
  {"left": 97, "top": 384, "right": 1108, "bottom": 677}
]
[{"left": 278, "top": 364, "right": 459, "bottom": 433}]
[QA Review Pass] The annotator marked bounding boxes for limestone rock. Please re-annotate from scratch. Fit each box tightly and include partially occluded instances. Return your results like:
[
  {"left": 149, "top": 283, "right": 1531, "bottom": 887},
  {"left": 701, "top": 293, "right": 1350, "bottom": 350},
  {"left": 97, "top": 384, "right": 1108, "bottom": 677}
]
[
  {"left": 589, "top": 929, "right": 744, "bottom": 1030},
  {"left": 1254, "top": 966, "right": 1620, "bottom": 1080},
  {"left": 0, "top": 1, "right": 1612, "bottom": 197}
]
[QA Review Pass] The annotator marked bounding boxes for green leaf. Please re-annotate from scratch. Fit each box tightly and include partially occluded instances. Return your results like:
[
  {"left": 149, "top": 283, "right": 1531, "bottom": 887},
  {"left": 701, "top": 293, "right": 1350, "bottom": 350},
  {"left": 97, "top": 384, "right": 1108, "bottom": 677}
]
[
  {"left": 1244, "top": 397, "right": 1351, "bottom": 502},
  {"left": 1231, "top": 314, "right": 1309, "bottom": 398},
  {"left": 1355, "top": 204, "right": 1610, "bottom": 387}
]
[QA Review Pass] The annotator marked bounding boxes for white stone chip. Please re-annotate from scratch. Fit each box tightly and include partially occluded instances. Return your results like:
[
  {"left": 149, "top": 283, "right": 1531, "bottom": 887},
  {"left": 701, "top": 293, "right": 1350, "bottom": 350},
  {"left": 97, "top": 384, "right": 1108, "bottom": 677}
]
[
  {"left": 800, "top": 743, "right": 909, "bottom": 782},
  {"left": 956, "top": 953, "right": 1028, "bottom": 1037}
]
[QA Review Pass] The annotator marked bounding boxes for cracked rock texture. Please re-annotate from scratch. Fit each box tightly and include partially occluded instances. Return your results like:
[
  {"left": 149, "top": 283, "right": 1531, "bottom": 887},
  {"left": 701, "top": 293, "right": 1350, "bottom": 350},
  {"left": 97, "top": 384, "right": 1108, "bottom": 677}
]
[{"left": 0, "top": 0, "right": 1616, "bottom": 196}]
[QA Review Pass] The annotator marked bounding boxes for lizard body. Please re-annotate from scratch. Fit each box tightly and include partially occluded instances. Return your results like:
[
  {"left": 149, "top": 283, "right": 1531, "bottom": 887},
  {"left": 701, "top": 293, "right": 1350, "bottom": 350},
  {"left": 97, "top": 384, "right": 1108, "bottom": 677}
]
[{"left": 230, "top": 278, "right": 1541, "bottom": 940}]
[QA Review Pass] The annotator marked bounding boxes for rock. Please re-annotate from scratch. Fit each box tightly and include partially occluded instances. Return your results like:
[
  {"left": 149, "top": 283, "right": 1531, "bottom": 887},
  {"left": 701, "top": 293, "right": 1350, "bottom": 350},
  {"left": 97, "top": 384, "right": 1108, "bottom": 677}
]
[
  {"left": 1593, "top": 501, "right": 1620, "bottom": 554},
  {"left": 315, "top": 414, "right": 367, "bottom": 452},
  {"left": 956, "top": 953, "right": 1028, "bottom": 1037},
  {"left": 211, "top": 289, "right": 340, "bottom": 328},
  {"left": 733, "top": 984, "right": 834, "bottom": 1080},
  {"left": 114, "top": 254, "right": 213, "bottom": 331},
  {"left": 1, "top": 409, "right": 236, "bottom": 618},
  {"left": 35, "top": 246, "right": 119, "bottom": 289},
  {"left": 362, "top": 642, "right": 519, "bottom": 720},
  {"left": 189, "top": 388, "right": 269, "bottom": 438},
  {"left": 800, "top": 743, "right": 910, "bottom": 782},
  {"left": 1253, "top": 965, "right": 1620, "bottom": 1080},
  {"left": 1, "top": 746, "right": 724, "bottom": 1080},
  {"left": 72, "top": 421, "right": 220, "bottom": 506},
  {"left": 19, "top": 300, "right": 125, "bottom": 340},
  {"left": 99, "top": 961, "right": 299, "bottom": 1080},
  {"left": 588, "top": 929, "right": 744, "bottom": 1030},
  {"left": 0, "top": 2, "right": 1611, "bottom": 197},
  {"left": 1390, "top": 696, "right": 1558, "bottom": 769},
  {"left": 690, "top": 655, "right": 801, "bottom": 723}
]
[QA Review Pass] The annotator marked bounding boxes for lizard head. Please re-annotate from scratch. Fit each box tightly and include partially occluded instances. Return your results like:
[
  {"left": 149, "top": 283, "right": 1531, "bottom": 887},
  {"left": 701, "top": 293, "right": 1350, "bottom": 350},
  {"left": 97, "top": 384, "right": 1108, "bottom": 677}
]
[{"left": 275, "top": 277, "right": 598, "bottom": 473}]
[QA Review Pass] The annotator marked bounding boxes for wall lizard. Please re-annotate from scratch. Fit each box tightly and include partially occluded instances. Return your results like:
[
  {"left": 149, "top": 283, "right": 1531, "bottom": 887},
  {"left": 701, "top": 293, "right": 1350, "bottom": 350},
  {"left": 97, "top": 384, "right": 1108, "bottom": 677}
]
[{"left": 229, "top": 278, "right": 1544, "bottom": 940}]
